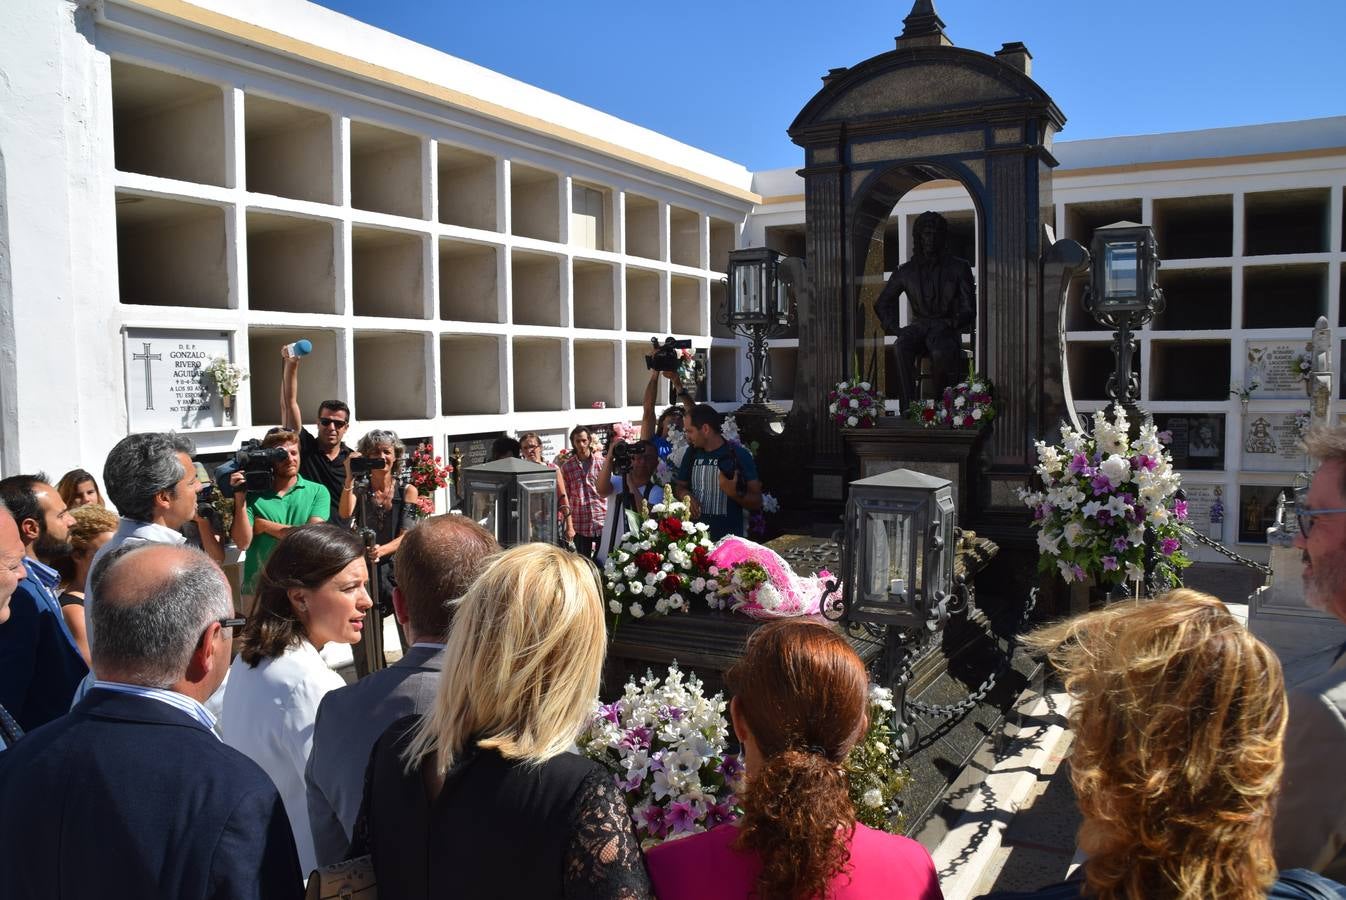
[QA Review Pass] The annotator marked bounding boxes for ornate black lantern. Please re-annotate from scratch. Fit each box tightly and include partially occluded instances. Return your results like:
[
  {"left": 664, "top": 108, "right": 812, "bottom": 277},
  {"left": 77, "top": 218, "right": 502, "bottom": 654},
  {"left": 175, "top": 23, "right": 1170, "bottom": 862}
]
[
  {"left": 1083, "top": 221, "right": 1164, "bottom": 415},
  {"left": 459, "top": 457, "right": 558, "bottom": 548},
  {"left": 722, "top": 248, "right": 796, "bottom": 412}
]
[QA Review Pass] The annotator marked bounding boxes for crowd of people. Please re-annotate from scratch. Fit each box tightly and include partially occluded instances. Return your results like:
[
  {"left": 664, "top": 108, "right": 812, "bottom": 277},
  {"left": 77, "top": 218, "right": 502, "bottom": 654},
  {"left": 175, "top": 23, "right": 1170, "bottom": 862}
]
[{"left": 0, "top": 350, "right": 1344, "bottom": 898}]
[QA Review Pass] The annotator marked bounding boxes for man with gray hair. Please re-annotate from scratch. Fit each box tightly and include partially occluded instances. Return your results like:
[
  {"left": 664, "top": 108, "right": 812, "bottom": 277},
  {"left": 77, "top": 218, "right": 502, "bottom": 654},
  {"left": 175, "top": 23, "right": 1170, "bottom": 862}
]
[
  {"left": 0, "top": 543, "right": 302, "bottom": 898},
  {"left": 1275, "top": 425, "right": 1346, "bottom": 880}
]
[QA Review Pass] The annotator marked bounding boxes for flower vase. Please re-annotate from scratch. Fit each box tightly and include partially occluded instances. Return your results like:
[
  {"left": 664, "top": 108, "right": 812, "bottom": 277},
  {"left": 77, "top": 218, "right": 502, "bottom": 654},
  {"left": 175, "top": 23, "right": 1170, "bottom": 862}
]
[{"left": 221, "top": 393, "right": 234, "bottom": 421}]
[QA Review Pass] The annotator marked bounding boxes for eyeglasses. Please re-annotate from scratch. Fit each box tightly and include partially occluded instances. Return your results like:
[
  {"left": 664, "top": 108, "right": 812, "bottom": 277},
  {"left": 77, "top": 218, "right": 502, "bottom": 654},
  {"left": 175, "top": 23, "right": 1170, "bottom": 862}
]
[
  {"left": 1295, "top": 503, "right": 1346, "bottom": 537},
  {"left": 217, "top": 616, "right": 247, "bottom": 631},
  {"left": 318, "top": 417, "right": 349, "bottom": 428}
]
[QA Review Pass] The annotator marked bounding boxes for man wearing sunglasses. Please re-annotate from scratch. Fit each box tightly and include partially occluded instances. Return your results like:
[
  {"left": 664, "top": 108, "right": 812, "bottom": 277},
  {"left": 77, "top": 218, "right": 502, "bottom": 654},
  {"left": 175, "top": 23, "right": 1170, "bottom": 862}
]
[
  {"left": 280, "top": 349, "right": 352, "bottom": 521},
  {"left": 0, "top": 543, "right": 302, "bottom": 899},
  {"left": 1274, "top": 426, "right": 1346, "bottom": 882}
]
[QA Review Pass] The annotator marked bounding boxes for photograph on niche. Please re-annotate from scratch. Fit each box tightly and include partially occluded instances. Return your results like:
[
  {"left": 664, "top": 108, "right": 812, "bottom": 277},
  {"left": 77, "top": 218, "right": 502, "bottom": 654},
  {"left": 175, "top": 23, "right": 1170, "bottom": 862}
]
[{"left": 1153, "top": 413, "right": 1225, "bottom": 470}]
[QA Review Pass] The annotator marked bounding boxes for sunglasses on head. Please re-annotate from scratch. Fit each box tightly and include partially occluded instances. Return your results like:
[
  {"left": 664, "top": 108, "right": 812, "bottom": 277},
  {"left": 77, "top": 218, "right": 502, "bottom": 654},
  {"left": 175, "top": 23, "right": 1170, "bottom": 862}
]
[{"left": 318, "top": 417, "right": 348, "bottom": 428}]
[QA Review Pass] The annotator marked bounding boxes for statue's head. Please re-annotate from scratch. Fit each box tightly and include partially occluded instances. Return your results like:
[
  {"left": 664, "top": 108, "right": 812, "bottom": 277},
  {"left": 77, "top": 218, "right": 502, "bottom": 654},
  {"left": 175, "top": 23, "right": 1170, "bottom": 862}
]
[{"left": 913, "top": 211, "right": 947, "bottom": 259}]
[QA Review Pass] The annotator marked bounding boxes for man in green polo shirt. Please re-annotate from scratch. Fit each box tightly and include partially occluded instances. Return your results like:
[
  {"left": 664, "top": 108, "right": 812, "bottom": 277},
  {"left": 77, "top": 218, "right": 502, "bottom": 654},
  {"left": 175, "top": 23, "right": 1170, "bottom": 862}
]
[{"left": 236, "top": 430, "right": 328, "bottom": 606}]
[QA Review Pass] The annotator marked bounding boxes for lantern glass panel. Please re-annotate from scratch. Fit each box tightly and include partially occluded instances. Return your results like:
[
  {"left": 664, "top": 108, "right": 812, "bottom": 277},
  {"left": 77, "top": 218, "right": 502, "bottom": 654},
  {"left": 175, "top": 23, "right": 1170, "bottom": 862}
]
[
  {"left": 521, "top": 482, "right": 556, "bottom": 544},
  {"left": 774, "top": 275, "right": 790, "bottom": 320},
  {"left": 1104, "top": 240, "right": 1139, "bottom": 300},
  {"left": 863, "top": 510, "right": 912, "bottom": 601},
  {"left": 736, "top": 261, "right": 766, "bottom": 319},
  {"left": 470, "top": 489, "right": 499, "bottom": 539}
]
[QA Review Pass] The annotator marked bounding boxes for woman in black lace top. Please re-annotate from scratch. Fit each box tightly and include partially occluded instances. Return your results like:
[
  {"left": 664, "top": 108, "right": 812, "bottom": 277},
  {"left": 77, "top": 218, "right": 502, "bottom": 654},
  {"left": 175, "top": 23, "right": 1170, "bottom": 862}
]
[{"left": 349, "top": 542, "right": 651, "bottom": 900}]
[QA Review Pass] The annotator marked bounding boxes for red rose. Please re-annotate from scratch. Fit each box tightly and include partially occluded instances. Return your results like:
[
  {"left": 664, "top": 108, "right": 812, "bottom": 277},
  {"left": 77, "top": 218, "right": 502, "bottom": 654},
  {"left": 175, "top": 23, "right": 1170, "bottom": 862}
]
[
  {"left": 922, "top": 407, "right": 936, "bottom": 422},
  {"left": 662, "top": 574, "right": 682, "bottom": 593},
  {"left": 692, "top": 546, "right": 709, "bottom": 569},
  {"left": 964, "top": 414, "right": 975, "bottom": 427},
  {"left": 635, "top": 552, "right": 661, "bottom": 573}
]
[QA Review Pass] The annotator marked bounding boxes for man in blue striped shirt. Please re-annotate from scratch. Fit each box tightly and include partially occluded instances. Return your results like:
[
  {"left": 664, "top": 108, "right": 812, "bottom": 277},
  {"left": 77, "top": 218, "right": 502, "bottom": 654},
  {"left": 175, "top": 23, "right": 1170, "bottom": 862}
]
[{"left": 0, "top": 543, "right": 302, "bottom": 899}]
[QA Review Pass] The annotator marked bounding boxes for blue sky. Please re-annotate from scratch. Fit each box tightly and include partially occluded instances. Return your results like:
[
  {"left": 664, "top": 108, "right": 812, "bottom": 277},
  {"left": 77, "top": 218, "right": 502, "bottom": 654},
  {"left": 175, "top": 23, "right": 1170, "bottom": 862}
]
[{"left": 312, "top": 0, "right": 1345, "bottom": 172}]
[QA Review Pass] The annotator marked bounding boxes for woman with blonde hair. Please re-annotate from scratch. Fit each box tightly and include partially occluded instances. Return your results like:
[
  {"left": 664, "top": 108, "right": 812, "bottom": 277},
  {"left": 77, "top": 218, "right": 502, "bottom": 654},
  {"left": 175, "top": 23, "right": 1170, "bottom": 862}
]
[
  {"left": 647, "top": 619, "right": 941, "bottom": 900},
  {"left": 981, "top": 589, "right": 1346, "bottom": 900},
  {"left": 348, "top": 542, "right": 650, "bottom": 899},
  {"left": 52, "top": 504, "right": 119, "bottom": 664}
]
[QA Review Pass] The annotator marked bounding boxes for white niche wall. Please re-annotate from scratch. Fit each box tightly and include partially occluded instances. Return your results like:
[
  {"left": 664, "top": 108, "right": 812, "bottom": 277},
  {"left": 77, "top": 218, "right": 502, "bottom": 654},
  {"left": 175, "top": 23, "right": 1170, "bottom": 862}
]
[
  {"left": 111, "top": 61, "right": 226, "bottom": 187},
  {"left": 244, "top": 95, "right": 335, "bottom": 204},
  {"left": 116, "top": 194, "right": 229, "bottom": 308},
  {"left": 246, "top": 211, "right": 338, "bottom": 314},
  {"left": 353, "top": 331, "right": 431, "bottom": 420},
  {"left": 512, "top": 337, "right": 566, "bottom": 412}
]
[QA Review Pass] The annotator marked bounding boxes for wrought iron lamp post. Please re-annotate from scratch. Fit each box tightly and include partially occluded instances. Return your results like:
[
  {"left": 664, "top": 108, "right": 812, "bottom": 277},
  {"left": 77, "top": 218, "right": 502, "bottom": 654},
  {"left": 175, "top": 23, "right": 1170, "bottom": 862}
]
[
  {"left": 721, "top": 248, "right": 797, "bottom": 418},
  {"left": 825, "top": 468, "right": 959, "bottom": 750},
  {"left": 1082, "top": 221, "right": 1165, "bottom": 425},
  {"left": 459, "top": 457, "right": 558, "bottom": 548}
]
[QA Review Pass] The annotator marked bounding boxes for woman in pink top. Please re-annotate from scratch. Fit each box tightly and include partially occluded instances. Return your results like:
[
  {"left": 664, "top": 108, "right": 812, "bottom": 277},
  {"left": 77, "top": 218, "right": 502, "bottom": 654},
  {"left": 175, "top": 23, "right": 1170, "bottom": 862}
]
[{"left": 646, "top": 619, "right": 943, "bottom": 900}]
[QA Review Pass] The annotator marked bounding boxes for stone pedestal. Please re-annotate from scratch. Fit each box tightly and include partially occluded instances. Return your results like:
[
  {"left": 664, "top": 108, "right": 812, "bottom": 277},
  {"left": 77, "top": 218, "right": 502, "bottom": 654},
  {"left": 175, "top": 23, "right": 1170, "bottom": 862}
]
[{"left": 842, "top": 420, "right": 990, "bottom": 522}]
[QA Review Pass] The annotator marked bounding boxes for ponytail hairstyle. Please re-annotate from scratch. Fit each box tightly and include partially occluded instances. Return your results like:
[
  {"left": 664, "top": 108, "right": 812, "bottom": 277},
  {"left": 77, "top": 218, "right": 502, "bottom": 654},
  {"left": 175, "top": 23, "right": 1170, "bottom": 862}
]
[{"left": 727, "top": 619, "right": 870, "bottom": 900}]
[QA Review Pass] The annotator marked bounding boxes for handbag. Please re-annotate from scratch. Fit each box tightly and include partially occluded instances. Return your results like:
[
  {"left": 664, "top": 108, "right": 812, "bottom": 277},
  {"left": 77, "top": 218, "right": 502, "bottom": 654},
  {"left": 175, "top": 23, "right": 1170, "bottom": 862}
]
[{"left": 305, "top": 855, "right": 377, "bottom": 900}]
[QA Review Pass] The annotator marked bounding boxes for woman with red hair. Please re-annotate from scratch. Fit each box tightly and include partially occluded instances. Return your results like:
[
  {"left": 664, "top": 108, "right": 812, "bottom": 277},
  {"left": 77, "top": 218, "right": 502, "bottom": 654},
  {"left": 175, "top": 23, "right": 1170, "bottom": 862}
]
[{"left": 646, "top": 619, "right": 942, "bottom": 900}]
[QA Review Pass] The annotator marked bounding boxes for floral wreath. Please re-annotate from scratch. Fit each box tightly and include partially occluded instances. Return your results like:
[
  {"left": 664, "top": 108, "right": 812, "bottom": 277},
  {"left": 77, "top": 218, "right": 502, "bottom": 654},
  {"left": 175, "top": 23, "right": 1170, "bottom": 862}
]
[
  {"left": 602, "top": 499, "right": 714, "bottom": 619},
  {"left": 906, "top": 368, "right": 996, "bottom": 430},
  {"left": 829, "top": 379, "right": 881, "bottom": 428}
]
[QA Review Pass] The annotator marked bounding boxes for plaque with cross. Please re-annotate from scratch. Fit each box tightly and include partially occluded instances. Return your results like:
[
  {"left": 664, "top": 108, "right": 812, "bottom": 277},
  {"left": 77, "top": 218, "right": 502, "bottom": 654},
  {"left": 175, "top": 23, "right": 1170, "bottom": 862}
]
[{"left": 123, "top": 328, "right": 233, "bottom": 431}]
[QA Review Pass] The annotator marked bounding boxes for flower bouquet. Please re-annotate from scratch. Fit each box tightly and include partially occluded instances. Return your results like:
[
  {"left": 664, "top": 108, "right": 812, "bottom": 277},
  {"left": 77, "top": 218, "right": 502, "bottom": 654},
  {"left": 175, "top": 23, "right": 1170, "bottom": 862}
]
[
  {"left": 906, "top": 370, "right": 996, "bottom": 430},
  {"left": 704, "top": 535, "right": 834, "bottom": 619},
  {"left": 407, "top": 441, "right": 452, "bottom": 515},
  {"left": 579, "top": 663, "right": 743, "bottom": 847},
  {"left": 203, "top": 357, "right": 248, "bottom": 397},
  {"left": 602, "top": 499, "right": 714, "bottom": 619},
  {"left": 1020, "top": 405, "right": 1192, "bottom": 589},
  {"left": 829, "top": 379, "right": 881, "bottom": 428},
  {"left": 847, "top": 686, "right": 909, "bottom": 832},
  {"left": 1295, "top": 350, "right": 1314, "bottom": 383}
]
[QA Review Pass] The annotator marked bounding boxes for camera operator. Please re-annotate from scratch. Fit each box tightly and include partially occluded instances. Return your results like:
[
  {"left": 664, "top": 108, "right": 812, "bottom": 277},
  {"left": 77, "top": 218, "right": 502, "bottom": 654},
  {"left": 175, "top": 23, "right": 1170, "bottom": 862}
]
[
  {"left": 337, "top": 430, "right": 419, "bottom": 595},
  {"left": 186, "top": 465, "right": 249, "bottom": 566},
  {"left": 640, "top": 370, "right": 695, "bottom": 460},
  {"left": 239, "top": 429, "right": 328, "bottom": 608},
  {"left": 673, "top": 404, "right": 763, "bottom": 541},
  {"left": 280, "top": 347, "right": 352, "bottom": 521},
  {"left": 595, "top": 437, "right": 663, "bottom": 565}
]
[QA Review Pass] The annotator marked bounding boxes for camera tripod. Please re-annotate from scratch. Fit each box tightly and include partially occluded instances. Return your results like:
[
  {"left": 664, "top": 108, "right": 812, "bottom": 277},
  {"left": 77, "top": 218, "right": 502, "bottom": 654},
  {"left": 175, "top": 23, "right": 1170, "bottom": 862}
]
[{"left": 348, "top": 470, "right": 408, "bottom": 679}]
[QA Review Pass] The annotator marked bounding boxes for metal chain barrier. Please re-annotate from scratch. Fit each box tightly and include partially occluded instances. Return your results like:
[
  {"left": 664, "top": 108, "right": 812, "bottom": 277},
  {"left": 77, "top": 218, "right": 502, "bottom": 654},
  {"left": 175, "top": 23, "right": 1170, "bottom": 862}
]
[
  {"left": 905, "top": 587, "right": 1039, "bottom": 721},
  {"left": 1178, "top": 525, "right": 1273, "bottom": 576}
]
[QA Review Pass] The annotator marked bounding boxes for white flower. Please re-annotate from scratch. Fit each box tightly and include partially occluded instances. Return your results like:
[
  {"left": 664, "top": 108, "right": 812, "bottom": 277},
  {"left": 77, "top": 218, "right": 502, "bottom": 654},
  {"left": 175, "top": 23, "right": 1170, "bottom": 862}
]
[
  {"left": 847, "top": 416, "right": 859, "bottom": 427},
  {"left": 859, "top": 381, "right": 871, "bottom": 391},
  {"left": 971, "top": 408, "right": 983, "bottom": 420},
  {"left": 1125, "top": 561, "right": 1145, "bottom": 583},
  {"left": 696, "top": 522, "right": 709, "bottom": 533},
  {"left": 651, "top": 503, "right": 666, "bottom": 514},
  {"left": 623, "top": 563, "right": 638, "bottom": 579},
  {"left": 1063, "top": 521, "right": 1085, "bottom": 547},
  {"left": 1036, "top": 530, "right": 1061, "bottom": 556},
  {"left": 762, "top": 494, "right": 779, "bottom": 514},
  {"left": 971, "top": 382, "right": 985, "bottom": 393},
  {"left": 609, "top": 600, "right": 622, "bottom": 613},
  {"left": 645, "top": 572, "right": 658, "bottom": 585},
  {"left": 1099, "top": 454, "right": 1131, "bottom": 487},
  {"left": 654, "top": 597, "right": 669, "bottom": 614},
  {"left": 705, "top": 580, "right": 718, "bottom": 591},
  {"left": 643, "top": 584, "right": 656, "bottom": 597},
  {"left": 661, "top": 562, "right": 673, "bottom": 573},
  {"left": 629, "top": 581, "right": 644, "bottom": 594},
  {"left": 862, "top": 788, "right": 884, "bottom": 809},
  {"left": 754, "top": 584, "right": 782, "bottom": 610},
  {"left": 1057, "top": 559, "right": 1078, "bottom": 583},
  {"left": 668, "top": 593, "right": 684, "bottom": 610},
  {"left": 1081, "top": 500, "right": 1103, "bottom": 519},
  {"left": 613, "top": 584, "right": 625, "bottom": 596},
  {"left": 681, "top": 521, "right": 696, "bottom": 534},
  {"left": 642, "top": 520, "right": 658, "bottom": 532},
  {"left": 953, "top": 395, "right": 966, "bottom": 408},
  {"left": 630, "top": 603, "right": 645, "bottom": 618},
  {"left": 848, "top": 398, "right": 859, "bottom": 409}
]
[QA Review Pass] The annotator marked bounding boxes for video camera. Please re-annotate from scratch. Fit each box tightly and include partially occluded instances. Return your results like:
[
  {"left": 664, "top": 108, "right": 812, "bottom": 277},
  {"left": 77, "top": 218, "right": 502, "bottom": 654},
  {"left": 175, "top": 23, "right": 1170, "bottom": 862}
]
[
  {"left": 644, "top": 336, "right": 692, "bottom": 373},
  {"left": 348, "top": 456, "right": 387, "bottom": 474},
  {"left": 228, "top": 439, "right": 290, "bottom": 494},
  {"left": 609, "top": 439, "right": 652, "bottom": 477}
]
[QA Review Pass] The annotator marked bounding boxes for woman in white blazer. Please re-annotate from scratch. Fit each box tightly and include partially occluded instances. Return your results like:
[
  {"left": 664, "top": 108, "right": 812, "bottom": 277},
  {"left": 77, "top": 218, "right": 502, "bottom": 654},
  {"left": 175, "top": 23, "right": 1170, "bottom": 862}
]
[{"left": 221, "top": 523, "right": 372, "bottom": 875}]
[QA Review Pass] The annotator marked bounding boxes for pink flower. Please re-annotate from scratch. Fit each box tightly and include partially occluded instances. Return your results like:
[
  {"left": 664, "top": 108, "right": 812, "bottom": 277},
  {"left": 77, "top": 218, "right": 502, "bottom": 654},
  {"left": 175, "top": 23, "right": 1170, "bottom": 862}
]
[
  {"left": 636, "top": 804, "right": 665, "bottom": 835},
  {"left": 666, "top": 800, "right": 699, "bottom": 834},
  {"left": 1161, "top": 537, "right": 1181, "bottom": 556},
  {"left": 1173, "top": 499, "right": 1188, "bottom": 521}
]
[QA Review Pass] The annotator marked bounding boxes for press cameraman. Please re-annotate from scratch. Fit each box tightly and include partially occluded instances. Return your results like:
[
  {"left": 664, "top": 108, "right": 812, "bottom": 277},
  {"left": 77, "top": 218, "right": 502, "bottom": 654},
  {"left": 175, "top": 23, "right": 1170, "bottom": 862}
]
[
  {"left": 640, "top": 338, "right": 698, "bottom": 457},
  {"left": 337, "top": 430, "right": 419, "bottom": 591},
  {"left": 239, "top": 429, "right": 328, "bottom": 608},
  {"left": 673, "top": 404, "right": 762, "bottom": 541},
  {"left": 595, "top": 436, "right": 663, "bottom": 565}
]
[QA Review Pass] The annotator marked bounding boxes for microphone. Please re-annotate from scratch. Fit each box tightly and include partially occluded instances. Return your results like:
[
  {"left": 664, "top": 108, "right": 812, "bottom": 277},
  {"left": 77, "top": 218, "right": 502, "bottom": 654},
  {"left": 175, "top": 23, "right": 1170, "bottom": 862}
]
[{"left": 282, "top": 339, "right": 313, "bottom": 359}]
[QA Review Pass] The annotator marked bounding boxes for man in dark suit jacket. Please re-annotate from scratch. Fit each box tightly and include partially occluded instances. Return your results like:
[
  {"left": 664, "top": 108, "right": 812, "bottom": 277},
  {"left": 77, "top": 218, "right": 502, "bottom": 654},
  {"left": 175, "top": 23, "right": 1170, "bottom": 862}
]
[
  {"left": 0, "top": 476, "right": 88, "bottom": 730},
  {"left": 306, "top": 514, "right": 499, "bottom": 865},
  {"left": 0, "top": 542, "right": 302, "bottom": 899}
]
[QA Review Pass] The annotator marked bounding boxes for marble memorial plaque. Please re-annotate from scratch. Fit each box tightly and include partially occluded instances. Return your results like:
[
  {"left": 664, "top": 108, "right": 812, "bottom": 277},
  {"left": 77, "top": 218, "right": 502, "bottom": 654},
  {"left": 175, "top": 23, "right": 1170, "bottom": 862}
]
[
  {"left": 1245, "top": 339, "right": 1309, "bottom": 399},
  {"left": 124, "top": 328, "right": 232, "bottom": 431},
  {"left": 1241, "top": 412, "right": 1307, "bottom": 472},
  {"left": 1180, "top": 484, "right": 1222, "bottom": 531}
]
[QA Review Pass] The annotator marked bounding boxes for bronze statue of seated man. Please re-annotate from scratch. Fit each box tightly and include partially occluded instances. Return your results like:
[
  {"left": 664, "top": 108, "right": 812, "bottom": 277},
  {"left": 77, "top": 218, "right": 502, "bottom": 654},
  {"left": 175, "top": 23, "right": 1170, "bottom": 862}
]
[{"left": 874, "top": 210, "right": 976, "bottom": 408}]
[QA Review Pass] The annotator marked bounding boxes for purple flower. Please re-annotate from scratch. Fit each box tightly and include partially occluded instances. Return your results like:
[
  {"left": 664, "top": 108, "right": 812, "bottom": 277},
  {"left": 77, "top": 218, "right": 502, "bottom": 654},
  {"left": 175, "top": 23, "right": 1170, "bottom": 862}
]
[
  {"left": 1129, "top": 505, "right": 1147, "bottom": 524},
  {"left": 1095, "top": 510, "right": 1114, "bottom": 527},
  {"left": 1161, "top": 537, "right": 1181, "bottom": 556},
  {"left": 1091, "top": 473, "right": 1114, "bottom": 496},
  {"left": 1068, "top": 453, "right": 1090, "bottom": 475},
  {"left": 618, "top": 772, "right": 645, "bottom": 791},
  {"left": 1173, "top": 500, "right": 1188, "bottom": 521},
  {"left": 1113, "top": 538, "right": 1129, "bottom": 553},
  {"left": 1071, "top": 564, "right": 1086, "bottom": 582},
  {"left": 1102, "top": 556, "right": 1118, "bottom": 571},
  {"left": 1157, "top": 430, "right": 1173, "bottom": 445},
  {"left": 598, "top": 703, "right": 621, "bottom": 724},
  {"left": 705, "top": 798, "right": 738, "bottom": 828},
  {"left": 636, "top": 804, "right": 665, "bottom": 835},
  {"left": 1121, "top": 493, "right": 1134, "bottom": 506},
  {"left": 664, "top": 706, "right": 684, "bottom": 721},
  {"left": 619, "top": 726, "right": 652, "bottom": 751},
  {"left": 718, "top": 755, "right": 744, "bottom": 779},
  {"left": 666, "top": 800, "right": 699, "bottom": 834}
]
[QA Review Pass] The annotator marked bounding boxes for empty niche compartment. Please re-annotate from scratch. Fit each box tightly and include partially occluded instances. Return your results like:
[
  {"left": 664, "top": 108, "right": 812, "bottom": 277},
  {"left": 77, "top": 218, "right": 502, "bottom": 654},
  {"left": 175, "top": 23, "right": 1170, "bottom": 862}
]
[
  {"left": 570, "top": 182, "right": 612, "bottom": 251},
  {"left": 1064, "top": 198, "right": 1142, "bottom": 249},
  {"left": 671, "top": 276, "right": 703, "bottom": 336},
  {"left": 710, "top": 281, "right": 734, "bottom": 338},
  {"left": 246, "top": 211, "right": 337, "bottom": 314},
  {"left": 111, "top": 61, "right": 226, "bottom": 187},
  {"left": 248, "top": 328, "right": 340, "bottom": 427},
  {"left": 244, "top": 95, "right": 335, "bottom": 204},
  {"left": 625, "top": 342, "right": 653, "bottom": 406},
  {"left": 511, "top": 250, "right": 563, "bottom": 326},
  {"left": 669, "top": 206, "right": 700, "bottom": 268},
  {"left": 1152, "top": 268, "right": 1231, "bottom": 330},
  {"left": 438, "top": 144, "right": 497, "bottom": 231},
  {"left": 440, "top": 335, "right": 502, "bottom": 415},
  {"left": 1066, "top": 341, "right": 1140, "bottom": 401},
  {"left": 1245, "top": 188, "right": 1330, "bottom": 256},
  {"left": 625, "top": 267, "right": 662, "bottom": 334},
  {"left": 710, "top": 346, "right": 739, "bottom": 403},
  {"left": 768, "top": 347, "right": 798, "bottom": 401},
  {"left": 574, "top": 340, "right": 620, "bottom": 409},
  {"left": 1243, "top": 264, "right": 1327, "bottom": 329},
  {"left": 1153, "top": 195, "right": 1232, "bottom": 259},
  {"left": 1149, "top": 341, "right": 1231, "bottom": 401},
  {"left": 573, "top": 260, "right": 617, "bottom": 330},
  {"left": 117, "top": 194, "right": 229, "bottom": 308},
  {"left": 351, "top": 226, "right": 427, "bottom": 319},
  {"left": 439, "top": 239, "right": 501, "bottom": 323},
  {"left": 709, "top": 219, "right": 736, "bottom": 273},
  {"left": 512, "top": 337, "right": 565, "bottom": 412},
  {"left": 353, "top": 332, "right": 430, "bottom": 420},
  {"left": 509, "top": 163, "right": 560, "bottom": 242},
  {"left": 625, "top": 194, "right": 661, "bottom": 261},
  {"left": 349, "top": 121, "right": 425, "bottom": 219}
]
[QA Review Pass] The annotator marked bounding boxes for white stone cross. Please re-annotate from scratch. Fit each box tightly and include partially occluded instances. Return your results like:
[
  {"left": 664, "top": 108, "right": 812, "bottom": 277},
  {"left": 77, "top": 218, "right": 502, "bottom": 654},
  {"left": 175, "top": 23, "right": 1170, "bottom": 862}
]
[{"left": 132, "top": 342, "right": 162, "bottom": 410}]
